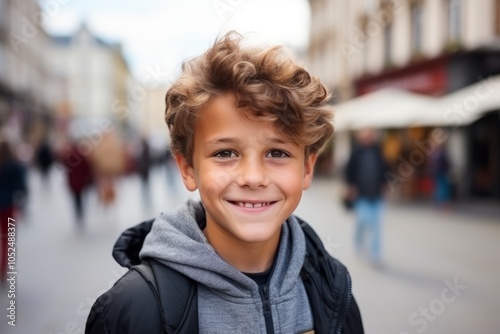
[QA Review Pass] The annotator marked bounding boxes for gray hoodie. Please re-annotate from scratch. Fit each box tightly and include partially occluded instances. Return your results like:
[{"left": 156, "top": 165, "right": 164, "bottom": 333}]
[{"left": 139, "top": 200, "right": 314, "bottom": 334}]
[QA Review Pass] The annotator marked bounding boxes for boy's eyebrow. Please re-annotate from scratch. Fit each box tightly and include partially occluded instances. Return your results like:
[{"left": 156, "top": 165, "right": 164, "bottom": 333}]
[
  {"left": 204, "top": 137, "right": 241, "bottom": 145},
  {"left": 204, "top": 137, "right": 288, "bottom": 145},
  {"left": 265, "top": 137, "right": 287, "bottom": 145}
]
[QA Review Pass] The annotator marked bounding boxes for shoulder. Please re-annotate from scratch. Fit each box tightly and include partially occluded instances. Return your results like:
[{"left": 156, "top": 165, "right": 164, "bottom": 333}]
[
  {"left": 298, "top": 217, "right": 349, "bottom": 277},
  {"left": 297, "top": 217, "right": 365, "bottom": 333},
  {"left": 85, "top": 269, "right": 162, "bottom": 334}
]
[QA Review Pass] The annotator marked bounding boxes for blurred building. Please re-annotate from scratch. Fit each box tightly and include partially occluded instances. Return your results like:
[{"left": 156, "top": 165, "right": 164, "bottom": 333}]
[
  {"left": 140, "top": 88, "right": 167, "bottom": 136},
  {"left": 49, "top": 23, "right": 132, "bottom": 136},
  {"left": 137, "top": 87, "right": 170, "bottom": 160},
  {"left": 0, "top": 0, "right": 56, "bottom": 147},
  {"left": 309, "top": 0, "right": 500, "bottom": 201}
]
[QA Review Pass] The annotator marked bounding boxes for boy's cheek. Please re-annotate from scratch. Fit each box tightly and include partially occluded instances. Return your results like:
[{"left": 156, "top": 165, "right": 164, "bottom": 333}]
[{"left": 201, "top": 170, "right": 233, "bottom": 199}]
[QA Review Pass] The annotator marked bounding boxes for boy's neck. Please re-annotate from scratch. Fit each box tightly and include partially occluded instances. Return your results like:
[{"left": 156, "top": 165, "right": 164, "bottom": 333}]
[{"left": 203, "top": 225, "right": 282, "bottom": 274}]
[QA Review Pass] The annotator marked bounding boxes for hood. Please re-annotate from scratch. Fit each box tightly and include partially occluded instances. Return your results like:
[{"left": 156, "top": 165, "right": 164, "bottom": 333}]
[{"left": 113, "top": 199, "right": 307, "bottom": 300}]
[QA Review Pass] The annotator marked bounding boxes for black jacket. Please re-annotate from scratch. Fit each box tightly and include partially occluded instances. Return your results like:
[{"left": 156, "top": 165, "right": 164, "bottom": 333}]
[
  {"left": 346, "top": 144, "right": 388, "bottom": 200},
  {"left": 86, "top": 218, "right": 364, "bottom": 334}
]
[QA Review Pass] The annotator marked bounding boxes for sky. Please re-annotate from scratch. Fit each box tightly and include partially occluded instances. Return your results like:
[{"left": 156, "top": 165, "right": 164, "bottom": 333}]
[{"left": 42, "top": 0, "right": 311, "bottom": 84}]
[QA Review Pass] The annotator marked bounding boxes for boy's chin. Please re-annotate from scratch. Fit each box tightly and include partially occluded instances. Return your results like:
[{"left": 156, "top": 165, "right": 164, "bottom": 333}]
[{"left": 229, "top": 222, "right": 284, "bottom": 244}]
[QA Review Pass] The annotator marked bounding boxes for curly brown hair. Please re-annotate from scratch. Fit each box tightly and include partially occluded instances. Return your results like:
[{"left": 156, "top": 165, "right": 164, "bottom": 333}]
[{"left": 165, "top": 31, "right": 333, "bottom": 166}]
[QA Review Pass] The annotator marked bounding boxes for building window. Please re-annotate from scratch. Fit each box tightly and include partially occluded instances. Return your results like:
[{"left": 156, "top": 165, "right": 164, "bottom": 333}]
[
  {"left": 359, "top": 14, "right": 370, "bottom": 72},
  {"left": 384, "top": 22, "right": 393, "bottom": 66},
  {"left": 411, "top": 3, "right": 423, "bottom": 54},
  {"left": 447, "top": 0, "right": 462, "bottom": 42},
  {"left": 496, "top": 0, "right": 500, "bottom": 36},
  {"left": 363, "top": 37, "right": 370, "bottom": 72},
  {"left": 0, "top": 0, "right": 6, "bottom": 31},
  {"left": 363, "top": 0, "right": 378, "bottom": 11}
]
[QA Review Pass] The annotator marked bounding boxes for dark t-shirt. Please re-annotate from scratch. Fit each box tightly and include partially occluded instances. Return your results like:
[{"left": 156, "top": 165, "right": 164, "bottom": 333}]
[{"left": 243, "top": 266, "right": 273, "bottom": 286}]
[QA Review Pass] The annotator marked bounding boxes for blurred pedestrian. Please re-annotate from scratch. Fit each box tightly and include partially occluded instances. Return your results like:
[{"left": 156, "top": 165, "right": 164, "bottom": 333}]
[
  {"left": 346, "top": 128, "right": 388, "bottom": 265},
  {"left": 89, "top": 132, "right": 125, "bottom": 207},
  {"left": 429, "top": 141, "right": 452, "bottom": 208},
  {"left": 164, "top": 146, "right": 178, "bottom": 191},
  {"left": 0, "top": 141, "right": 27, "bottom": 280},
  {"left": 137, "top": 137, "right": 152, "bottom": 208},
  {"left": 60, "top": 143, "right": 93, "bottom": 226},
  {"left": 35, "top": 138, "right": 55, "bottom": 186}
]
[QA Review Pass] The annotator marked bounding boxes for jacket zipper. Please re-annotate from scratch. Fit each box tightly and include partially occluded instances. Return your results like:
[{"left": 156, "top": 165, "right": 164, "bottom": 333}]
[
  {"left": 336, "top": 271, "right": 352, "bottom": 334},
  {"left": 259, "top": 285, "right": 275, "bottom": 334}
]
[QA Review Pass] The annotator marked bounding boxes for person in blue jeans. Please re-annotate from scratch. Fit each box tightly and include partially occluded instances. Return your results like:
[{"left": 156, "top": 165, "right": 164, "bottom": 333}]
[
  {"left": 346, "top": 128, "right": 388, "bottom": 265},
  {"left": 429, "top": 142, "right": 452, "bottom": 207}
]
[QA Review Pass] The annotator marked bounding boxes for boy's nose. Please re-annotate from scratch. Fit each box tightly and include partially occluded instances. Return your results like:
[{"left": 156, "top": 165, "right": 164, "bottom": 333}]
[{"left": 236, "top": 157, "right": 269, "bottom": 189}]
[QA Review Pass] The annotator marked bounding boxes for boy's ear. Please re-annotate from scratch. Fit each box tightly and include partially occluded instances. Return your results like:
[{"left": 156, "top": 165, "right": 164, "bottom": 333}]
[
  {"left": 302, "top": 153, "right": 318, "bottom": 190},
  {"left": 174, "top": 153, "right": 198, "bottom": 191}
]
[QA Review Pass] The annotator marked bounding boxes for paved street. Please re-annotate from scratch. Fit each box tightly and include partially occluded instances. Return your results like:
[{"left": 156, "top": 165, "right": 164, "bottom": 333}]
[{"left": 1, "top": 166, "right": 499, "bottom": 334}]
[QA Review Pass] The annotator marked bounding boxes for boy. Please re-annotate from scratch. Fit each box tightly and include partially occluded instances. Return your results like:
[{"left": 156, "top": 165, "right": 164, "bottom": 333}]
[{"left": 85, "top": 32, "right": 364, "bottom": 334}]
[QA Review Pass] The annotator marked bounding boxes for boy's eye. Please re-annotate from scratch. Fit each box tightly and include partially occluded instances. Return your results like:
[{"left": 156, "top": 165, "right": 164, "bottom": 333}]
[
  {"left": 266, "top": 150, "right": 290, "bottom": 159},
  {"left": 214, "top": 150, "right": 237, "bottom": 159}
]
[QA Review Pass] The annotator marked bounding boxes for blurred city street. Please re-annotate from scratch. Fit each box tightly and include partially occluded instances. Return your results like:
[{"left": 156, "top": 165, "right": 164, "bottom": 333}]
[{"left": 0, "top": 167, "right": 499, "bottom": 334}]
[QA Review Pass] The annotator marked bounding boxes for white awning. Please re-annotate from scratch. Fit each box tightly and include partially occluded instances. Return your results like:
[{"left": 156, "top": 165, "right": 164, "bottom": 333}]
[
  {"left": 334, "top": 88, "right": 437, "bottom": 131},
  {"left": 418, "top": 75, "right": 500, "bottom": 127},
  {"left": 333, "top": 75, "right": 500, "bottom": 131}
]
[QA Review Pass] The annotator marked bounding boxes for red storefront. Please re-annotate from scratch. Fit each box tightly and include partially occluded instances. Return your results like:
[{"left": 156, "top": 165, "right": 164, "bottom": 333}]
[{"left": 356, "top": 54, "right": 449, "bottom": 97}]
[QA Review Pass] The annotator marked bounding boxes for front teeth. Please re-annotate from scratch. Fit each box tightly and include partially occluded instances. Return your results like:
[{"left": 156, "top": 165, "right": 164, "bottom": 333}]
[{"left": 237, "top": 202, "right": 270, "bottom": 208}]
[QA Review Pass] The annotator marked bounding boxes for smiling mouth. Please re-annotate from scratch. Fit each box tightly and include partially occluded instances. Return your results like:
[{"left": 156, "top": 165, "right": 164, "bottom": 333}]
[{"left": 229, "top": 201, "right": 276, "bottom": 208}]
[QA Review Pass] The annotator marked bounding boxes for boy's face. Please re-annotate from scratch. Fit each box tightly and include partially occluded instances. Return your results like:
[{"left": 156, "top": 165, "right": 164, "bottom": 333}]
[{"left": 176, "top": 94, "right": 317, "bottom": 246}]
